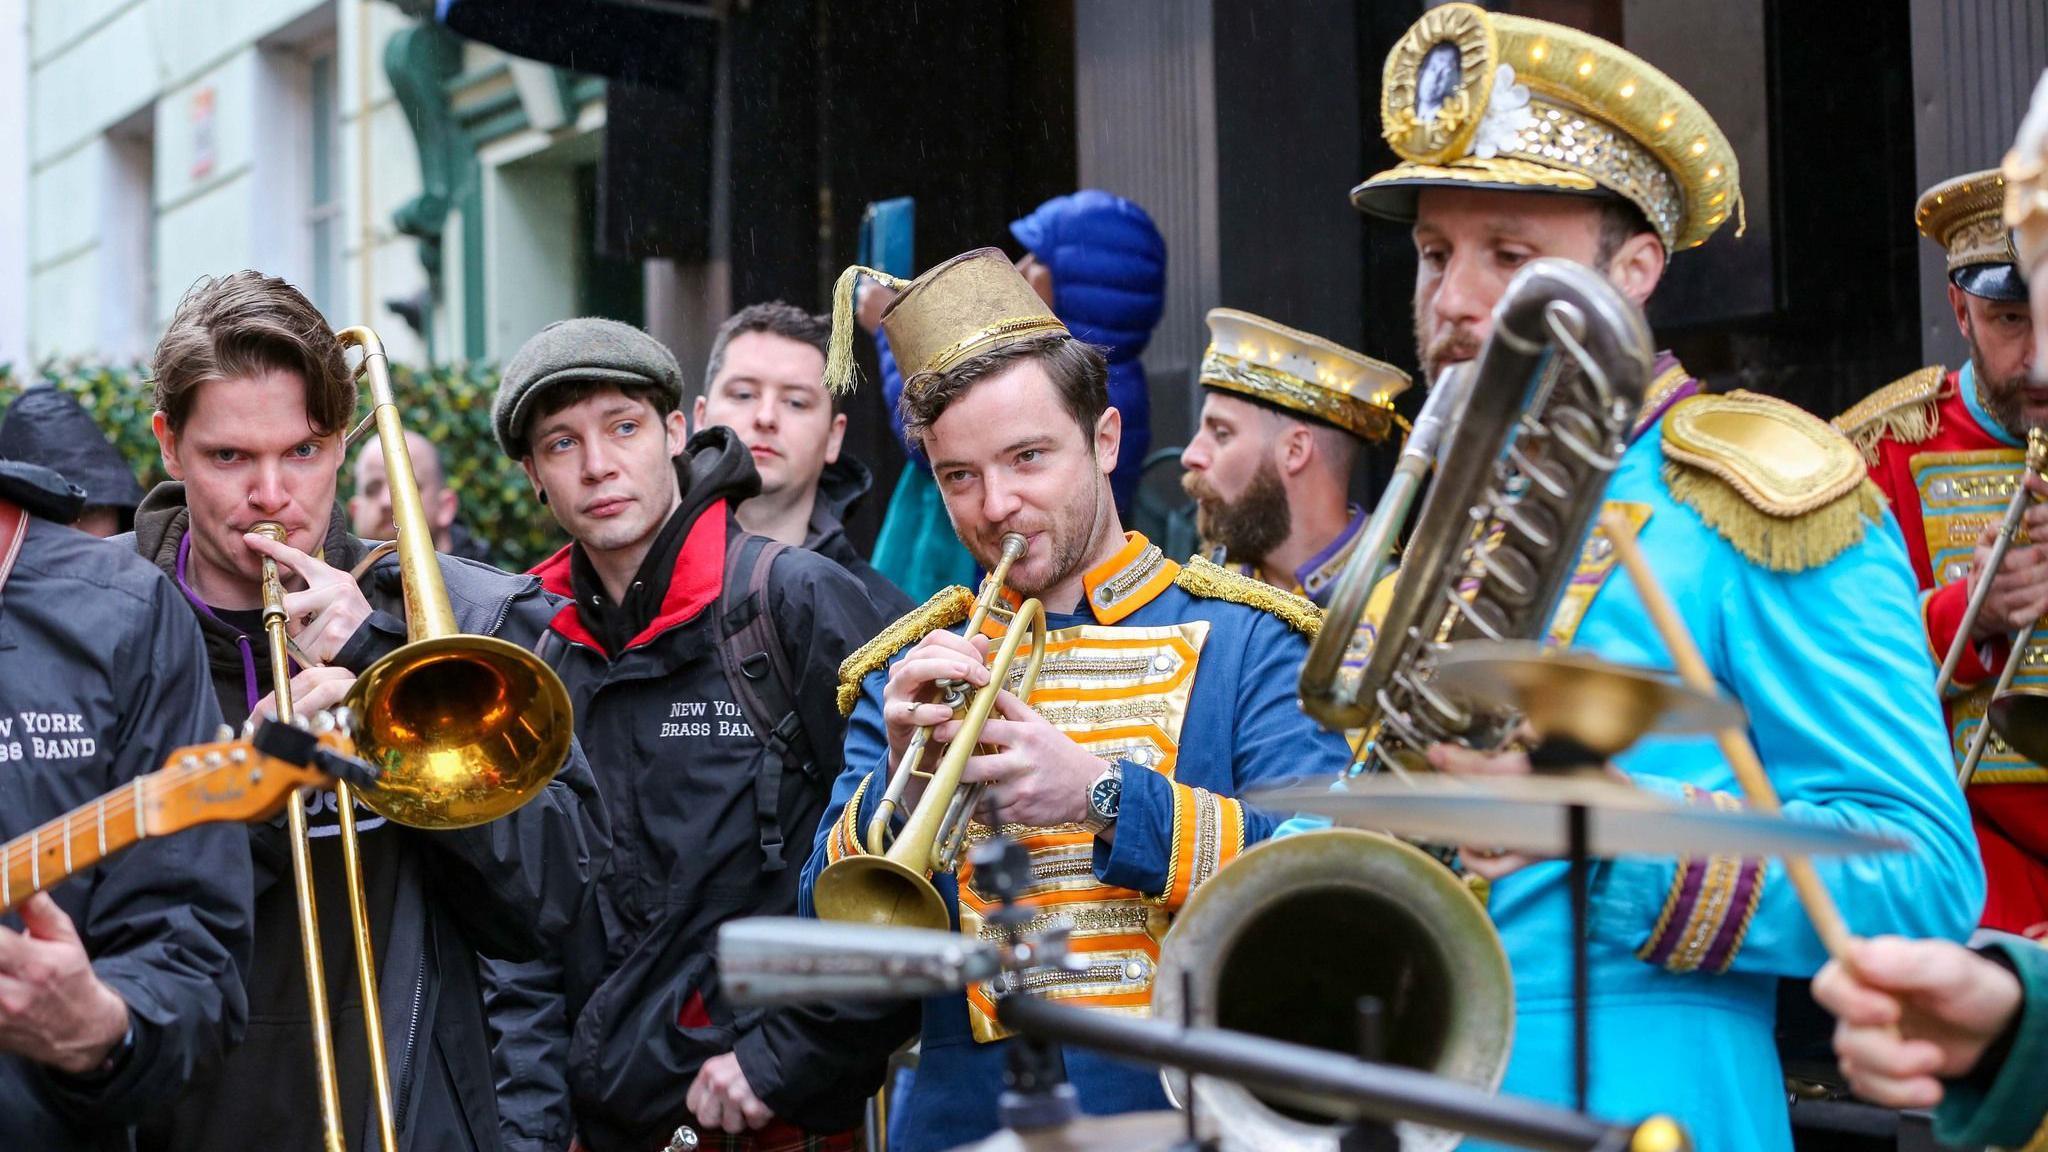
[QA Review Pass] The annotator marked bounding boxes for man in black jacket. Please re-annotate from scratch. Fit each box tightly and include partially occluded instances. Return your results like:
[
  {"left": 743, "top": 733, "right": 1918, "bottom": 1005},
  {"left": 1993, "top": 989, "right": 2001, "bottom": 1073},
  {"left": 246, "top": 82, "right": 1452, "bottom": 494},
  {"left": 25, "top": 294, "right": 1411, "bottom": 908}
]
[
  {"left": 489, "top": 317, "right": 901, "bottom": 1152},
  {"left": 119, "top": 272, "right": 606, "bottom": 1152},
  {"left": 0, "top": 460, "right": 251, "bottom": 1152},
  {"left": 695, "top": 302, "right": 913, "bottom": 617}
]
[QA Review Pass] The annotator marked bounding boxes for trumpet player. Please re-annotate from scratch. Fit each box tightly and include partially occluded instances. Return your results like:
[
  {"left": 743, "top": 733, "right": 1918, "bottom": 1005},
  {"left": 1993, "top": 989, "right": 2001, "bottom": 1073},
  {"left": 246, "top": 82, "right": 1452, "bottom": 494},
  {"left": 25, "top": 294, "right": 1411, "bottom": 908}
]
[
  {"left": 1834, "top": 170, "right": 2048, "bottom": 937},
  {"left": 1348, "top": 7, "right": 1982, "bottom": 1150},
  {"left": 801, "top": 248, "right": 1354, "bottom": 1152},
  {"left": 118, "top": 272, "right": 605, "bottom": 1152}
]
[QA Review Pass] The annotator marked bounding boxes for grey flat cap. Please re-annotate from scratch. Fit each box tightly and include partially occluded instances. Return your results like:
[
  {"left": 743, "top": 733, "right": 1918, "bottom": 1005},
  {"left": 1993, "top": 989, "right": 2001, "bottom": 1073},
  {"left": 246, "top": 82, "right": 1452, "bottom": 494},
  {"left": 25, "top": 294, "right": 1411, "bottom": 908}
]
[{"left": 493, "top": 317, "right": 685, "bottom": 457}]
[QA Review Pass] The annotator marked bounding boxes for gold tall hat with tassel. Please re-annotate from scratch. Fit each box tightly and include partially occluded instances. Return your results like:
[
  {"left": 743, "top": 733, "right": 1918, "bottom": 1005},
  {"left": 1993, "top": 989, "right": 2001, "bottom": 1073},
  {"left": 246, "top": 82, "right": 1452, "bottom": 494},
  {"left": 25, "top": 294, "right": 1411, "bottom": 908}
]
[
  {"left": 1352, "top": 2, "right": 1743, "bottom": 252},
  {"left": 824, "top": 247, "right": 1070, "bottom": 397}
]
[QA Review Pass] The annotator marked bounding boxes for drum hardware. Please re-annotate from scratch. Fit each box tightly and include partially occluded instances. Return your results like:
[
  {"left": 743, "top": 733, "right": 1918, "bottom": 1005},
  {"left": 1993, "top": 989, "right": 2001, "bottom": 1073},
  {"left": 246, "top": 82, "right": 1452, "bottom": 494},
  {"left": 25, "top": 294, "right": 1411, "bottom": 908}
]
[{"left": 722, "top": 835, "right": 1692, "bottom": 1152}]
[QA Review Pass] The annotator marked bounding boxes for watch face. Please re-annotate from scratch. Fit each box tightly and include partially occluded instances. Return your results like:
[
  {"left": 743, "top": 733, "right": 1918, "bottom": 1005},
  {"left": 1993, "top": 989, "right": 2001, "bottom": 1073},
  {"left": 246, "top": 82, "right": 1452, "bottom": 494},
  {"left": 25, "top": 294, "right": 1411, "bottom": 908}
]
[{"left": 1091, "top": 774, "right": 1121, "bottom": 819}]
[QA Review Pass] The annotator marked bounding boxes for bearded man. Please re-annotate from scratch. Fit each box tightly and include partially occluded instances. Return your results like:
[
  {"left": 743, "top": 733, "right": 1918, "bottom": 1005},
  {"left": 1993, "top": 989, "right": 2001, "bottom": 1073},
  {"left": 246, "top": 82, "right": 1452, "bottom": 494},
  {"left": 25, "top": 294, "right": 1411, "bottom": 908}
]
[
  {"left": 1837, "top": 168, "right": 2048, "bottom": 936},
  {"left": 1179, "top": 308, "right": 1408, "bottom": 607}
]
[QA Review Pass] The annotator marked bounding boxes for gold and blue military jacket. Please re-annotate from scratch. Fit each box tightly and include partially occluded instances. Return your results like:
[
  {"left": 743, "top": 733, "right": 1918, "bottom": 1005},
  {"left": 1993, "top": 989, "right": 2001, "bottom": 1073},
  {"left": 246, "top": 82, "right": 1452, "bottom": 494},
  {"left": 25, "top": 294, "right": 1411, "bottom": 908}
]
[
  {"left": 798, "top": 532, "right": 1351, "bottom": 1152},
  {"left": 1388, "top": 380, "right": 1985, "bottom": 1152}
]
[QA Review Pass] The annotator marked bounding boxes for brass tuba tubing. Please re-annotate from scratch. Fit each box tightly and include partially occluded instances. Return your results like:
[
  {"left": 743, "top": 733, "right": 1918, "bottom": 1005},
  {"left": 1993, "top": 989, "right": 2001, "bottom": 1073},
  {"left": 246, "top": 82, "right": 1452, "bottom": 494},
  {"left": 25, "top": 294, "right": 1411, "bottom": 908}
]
[
  {"left": 1299, "top": 365, "right": 1473, "bottom": 732},
  {"left": 1311, "top": 259, "right": 1654, "bottom": 775},
  {"left": 814, "top": 534, "right": 1050, "bottom": 929}
]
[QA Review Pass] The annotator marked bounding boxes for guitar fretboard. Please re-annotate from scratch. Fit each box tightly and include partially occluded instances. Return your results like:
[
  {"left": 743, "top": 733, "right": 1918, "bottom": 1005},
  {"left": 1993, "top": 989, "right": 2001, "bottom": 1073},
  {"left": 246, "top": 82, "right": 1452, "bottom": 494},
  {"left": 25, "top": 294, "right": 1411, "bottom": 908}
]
[{"left": 0, "top": 776, "right": 156, "bottom": 914}]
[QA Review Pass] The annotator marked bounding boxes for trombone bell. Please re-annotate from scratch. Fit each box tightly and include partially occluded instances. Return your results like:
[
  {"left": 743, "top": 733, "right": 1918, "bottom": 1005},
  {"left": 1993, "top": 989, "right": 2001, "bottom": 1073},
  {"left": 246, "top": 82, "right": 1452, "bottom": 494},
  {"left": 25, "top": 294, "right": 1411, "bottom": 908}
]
[{"left": 348, "top": 634, "right": 571, "bottom": 829}]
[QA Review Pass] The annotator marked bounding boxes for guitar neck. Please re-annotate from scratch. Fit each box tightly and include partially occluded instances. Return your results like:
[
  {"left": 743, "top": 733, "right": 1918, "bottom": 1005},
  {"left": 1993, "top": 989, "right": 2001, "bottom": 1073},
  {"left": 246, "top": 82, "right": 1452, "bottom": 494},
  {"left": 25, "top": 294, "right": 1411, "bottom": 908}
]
[{"left": 0, "top": 776, "right": 156, "bottom": 914}]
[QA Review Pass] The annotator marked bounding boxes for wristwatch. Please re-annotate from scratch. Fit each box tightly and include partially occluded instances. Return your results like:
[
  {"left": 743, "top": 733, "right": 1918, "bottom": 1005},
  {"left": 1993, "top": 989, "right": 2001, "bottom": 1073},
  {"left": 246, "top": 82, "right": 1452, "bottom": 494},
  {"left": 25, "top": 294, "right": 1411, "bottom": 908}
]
[{"left": 1081, "top": 761, "right": 1124, "bottom": 835}]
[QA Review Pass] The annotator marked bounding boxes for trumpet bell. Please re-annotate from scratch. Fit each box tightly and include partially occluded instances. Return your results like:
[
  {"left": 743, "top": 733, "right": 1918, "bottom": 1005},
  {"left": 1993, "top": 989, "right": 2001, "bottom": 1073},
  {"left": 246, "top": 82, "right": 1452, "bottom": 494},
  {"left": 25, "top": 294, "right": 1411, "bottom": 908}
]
[
  {"left": 347, "top": 633, "right": 574, "bottom": 829},
  {"left": 810, "top": 853, "right": 952, "bottom": 932},
  {"left": 1154, "top": 829, "right": 1512, "bottom": 1152}
]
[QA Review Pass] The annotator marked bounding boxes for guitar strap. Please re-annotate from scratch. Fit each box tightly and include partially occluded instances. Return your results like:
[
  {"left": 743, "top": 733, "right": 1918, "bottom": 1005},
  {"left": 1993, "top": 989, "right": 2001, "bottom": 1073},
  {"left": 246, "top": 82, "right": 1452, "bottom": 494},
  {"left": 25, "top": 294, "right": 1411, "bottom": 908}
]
[{"left": 0, "top": 498, "right": 26, "bottom": 607}]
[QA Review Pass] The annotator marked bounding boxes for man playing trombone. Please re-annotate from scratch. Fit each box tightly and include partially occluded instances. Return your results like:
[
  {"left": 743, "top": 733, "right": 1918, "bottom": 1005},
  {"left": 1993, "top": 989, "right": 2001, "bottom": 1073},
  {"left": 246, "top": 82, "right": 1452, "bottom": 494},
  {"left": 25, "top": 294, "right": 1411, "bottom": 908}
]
[
  {"left": 801, "top": 248, "right": 1354, "bottom": 1152},
  {"left": 118, "top": 272, "right": 606, "bottom": 1152},
  {"left": 1835, "top": 170, "right": 2048, "bottom": 937},
  {"left": 1343, "top": 6, "right": 1983, "bottom": 1150}
]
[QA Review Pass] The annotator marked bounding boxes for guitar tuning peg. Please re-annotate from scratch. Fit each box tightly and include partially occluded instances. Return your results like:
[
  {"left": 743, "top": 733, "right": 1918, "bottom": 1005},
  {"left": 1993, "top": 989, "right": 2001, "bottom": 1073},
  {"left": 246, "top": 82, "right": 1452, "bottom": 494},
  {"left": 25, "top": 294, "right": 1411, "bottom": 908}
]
[
  {"left": 311, "top": 711, "right": 336, "bottom": 734},
  {"left": 216, "top": 724, "right": 234, "bottom": 742},
  {"left": 240, "top": 716, "right": 259, "bottom": 740}
]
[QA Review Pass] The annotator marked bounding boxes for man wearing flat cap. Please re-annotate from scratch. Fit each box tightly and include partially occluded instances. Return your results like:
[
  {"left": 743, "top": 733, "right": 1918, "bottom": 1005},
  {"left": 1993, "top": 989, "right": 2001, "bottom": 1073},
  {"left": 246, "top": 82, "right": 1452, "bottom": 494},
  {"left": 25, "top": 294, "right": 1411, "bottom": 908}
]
[
  {"left": 801, "top": 249, "right": 1352, "bottom": 1152},
  {"left": 1180, "top": 308, "right": 1408, "bottom": 607},
  {"left": 1347, "top": 7, "right": 1981, "bottom": 1150},
  {"left": 1836, "top": 169, "right": 2048, "bottom": 939},
  {"left": 484, "top": 317, "right": 895, "bottom": 1152}
]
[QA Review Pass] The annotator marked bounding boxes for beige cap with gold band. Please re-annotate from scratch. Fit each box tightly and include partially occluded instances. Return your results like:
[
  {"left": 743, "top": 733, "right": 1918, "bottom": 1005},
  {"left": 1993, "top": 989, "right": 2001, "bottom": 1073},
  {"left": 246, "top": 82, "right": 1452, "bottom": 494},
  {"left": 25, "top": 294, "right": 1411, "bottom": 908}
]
[
  {"left": 824, "top": 248, "right": 1069, "bottom": 399},
  {"left": 1198, "top": 308, "right": 1410, "bottom": 443},
  {"left": 1352, "top": 2, "right": 1742, "bottom": 253},
  {"left": 1918, "top": 169, "right": 2027, "bottom": 302}
]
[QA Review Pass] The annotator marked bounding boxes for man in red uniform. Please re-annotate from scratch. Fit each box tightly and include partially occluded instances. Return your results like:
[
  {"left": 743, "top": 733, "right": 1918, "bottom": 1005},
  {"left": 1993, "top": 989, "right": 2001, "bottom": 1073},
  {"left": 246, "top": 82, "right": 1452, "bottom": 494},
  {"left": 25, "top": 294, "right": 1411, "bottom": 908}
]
[{"left": 1837, "top": 167, "right": 2048, "bottom": 936}]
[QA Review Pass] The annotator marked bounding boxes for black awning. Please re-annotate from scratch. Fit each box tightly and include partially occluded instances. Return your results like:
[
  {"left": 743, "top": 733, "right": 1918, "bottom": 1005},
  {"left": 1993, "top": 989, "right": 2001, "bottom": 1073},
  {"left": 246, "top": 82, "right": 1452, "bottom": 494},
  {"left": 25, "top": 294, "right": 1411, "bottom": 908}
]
[{"left": 435, "top": 0, "right": 717, "bottom": 92}]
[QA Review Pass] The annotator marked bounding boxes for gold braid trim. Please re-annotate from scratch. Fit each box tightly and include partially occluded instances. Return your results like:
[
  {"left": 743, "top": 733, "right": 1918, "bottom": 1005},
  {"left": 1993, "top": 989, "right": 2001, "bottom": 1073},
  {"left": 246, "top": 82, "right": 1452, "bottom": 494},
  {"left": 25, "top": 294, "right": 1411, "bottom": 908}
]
[
  {"left": 1663, "top": 464, "right": 1887, "bottom": 573},
  {"left": 835, "top": 585, "right": 977, "bottom": 715},
  {"left": 1173, "top": 555, "right": 1322, "bottom": 639},
  {"left": 1832, "top": 365, "right": 1946, "bottom": 466}
]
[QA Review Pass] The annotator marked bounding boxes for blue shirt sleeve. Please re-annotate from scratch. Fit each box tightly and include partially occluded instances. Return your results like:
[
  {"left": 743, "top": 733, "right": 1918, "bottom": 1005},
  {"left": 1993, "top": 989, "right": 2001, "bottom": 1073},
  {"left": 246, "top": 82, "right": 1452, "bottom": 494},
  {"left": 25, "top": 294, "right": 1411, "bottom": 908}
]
[
  {"left": 1094, "top": 609, "right": 1352, "bottom": 901},
  {"left": 1591, "top": 514, "right": 1985, "bottom": 973}
]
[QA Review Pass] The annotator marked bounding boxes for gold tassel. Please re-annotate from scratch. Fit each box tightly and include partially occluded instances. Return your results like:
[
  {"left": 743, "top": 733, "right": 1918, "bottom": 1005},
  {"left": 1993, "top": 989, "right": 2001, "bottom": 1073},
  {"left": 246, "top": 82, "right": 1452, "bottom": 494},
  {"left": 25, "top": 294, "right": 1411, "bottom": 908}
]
[
  {"left": 1843, "top": 402, "right": 1938, "bottom": 467},
  {"left": 824, "top": 264, "right": 911, "bottom": 397},
  {"left": 836, "top": 585, "right": 976, "bottom": 715},
  {"left": 1663, "top": 463, "right": 1886, "bottom": 573}
]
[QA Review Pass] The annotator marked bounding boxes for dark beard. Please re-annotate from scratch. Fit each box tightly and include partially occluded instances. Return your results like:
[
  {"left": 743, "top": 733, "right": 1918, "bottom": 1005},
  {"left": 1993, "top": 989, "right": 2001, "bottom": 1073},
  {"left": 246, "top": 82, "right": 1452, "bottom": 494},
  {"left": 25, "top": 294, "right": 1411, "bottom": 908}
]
[
  {"left": 1185, "top": 459, "right": 1291, "bottom": 563},
  {"left": 1971, "top": 343, "right": 2041, "bottom": 440}
]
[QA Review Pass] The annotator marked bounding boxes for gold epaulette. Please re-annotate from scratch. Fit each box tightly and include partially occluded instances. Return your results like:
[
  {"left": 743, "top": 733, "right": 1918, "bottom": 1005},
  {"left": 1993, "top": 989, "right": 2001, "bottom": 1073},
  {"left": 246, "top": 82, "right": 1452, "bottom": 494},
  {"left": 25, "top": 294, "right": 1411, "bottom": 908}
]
[
  {"left": 1832, "top": 364, "right": 1945, "bottom": 465},
  {"left": 1173, "top": 555, "right": 1322, "bottom": 639},
  {"left": 1661, "top": 391, "right": 1887, "bottom": 572},
  {"left": 835, "top": 585, "right": 977, "bottom": 716}
]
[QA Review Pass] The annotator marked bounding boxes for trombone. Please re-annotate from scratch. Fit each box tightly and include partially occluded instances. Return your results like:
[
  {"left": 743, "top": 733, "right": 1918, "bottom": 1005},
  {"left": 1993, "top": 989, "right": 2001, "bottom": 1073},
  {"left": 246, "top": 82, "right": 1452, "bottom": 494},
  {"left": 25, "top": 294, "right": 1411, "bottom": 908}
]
[
  {"left": 1939, "top": 426, "right": 2048, "bottom": 784},
  {"left": 812, "top": 533, "right": 1049, "bottom": 930},
  {"left": 257, "top": 326, "right": 575, "bottom": 1152}
]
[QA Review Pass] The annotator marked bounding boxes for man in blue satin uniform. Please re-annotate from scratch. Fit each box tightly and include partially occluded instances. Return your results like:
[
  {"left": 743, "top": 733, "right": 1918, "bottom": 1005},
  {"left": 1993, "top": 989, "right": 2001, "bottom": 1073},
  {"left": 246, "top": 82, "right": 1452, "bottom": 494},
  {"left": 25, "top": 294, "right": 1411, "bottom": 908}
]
[
  {"left": 801, "top": 248, "right": 1353, "bottom": 1152},
  {"left": 1348, "top": 6, "right": 1986, "bottom": 1150}
]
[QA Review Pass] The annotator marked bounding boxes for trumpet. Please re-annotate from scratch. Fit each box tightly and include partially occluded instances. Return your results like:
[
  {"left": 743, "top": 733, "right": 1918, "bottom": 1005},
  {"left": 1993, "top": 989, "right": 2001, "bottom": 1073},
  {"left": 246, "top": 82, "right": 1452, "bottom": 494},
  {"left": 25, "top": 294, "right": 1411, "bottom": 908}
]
[
  {"left": 1938, "top": 427, "right": 2048, "bottom": 784},
  {"left": 812, "top": 533, "right": 1049, "bottom": 930},
  {"left": 259, "top": 325, "right": 575, "bottom": 1152}
]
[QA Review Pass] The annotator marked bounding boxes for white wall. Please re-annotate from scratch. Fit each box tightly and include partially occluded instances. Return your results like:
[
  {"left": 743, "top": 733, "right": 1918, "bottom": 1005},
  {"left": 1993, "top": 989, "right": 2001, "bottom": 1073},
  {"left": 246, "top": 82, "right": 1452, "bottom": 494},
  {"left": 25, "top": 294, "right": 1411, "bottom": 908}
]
[
  {"left": 0, "top": 0, "right": 27, "bottom": 370},
  {"left": 24, "top": 0, "right": 431, "bottom": 364}
]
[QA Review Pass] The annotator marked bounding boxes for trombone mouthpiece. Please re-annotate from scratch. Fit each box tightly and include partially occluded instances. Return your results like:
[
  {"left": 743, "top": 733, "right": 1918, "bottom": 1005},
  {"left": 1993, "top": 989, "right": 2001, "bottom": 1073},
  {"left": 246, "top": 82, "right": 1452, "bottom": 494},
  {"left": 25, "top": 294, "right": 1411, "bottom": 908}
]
[{"left": 249, "top": 521, "right": 287, "bottom": 545}]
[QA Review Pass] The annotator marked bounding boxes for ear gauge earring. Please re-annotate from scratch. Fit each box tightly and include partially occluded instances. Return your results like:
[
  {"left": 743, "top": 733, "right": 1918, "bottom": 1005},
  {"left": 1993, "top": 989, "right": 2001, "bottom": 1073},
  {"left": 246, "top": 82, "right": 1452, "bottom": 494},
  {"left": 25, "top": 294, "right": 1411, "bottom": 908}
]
[{"left": 538, "top": 490, "right": 550, "bottom": 506}]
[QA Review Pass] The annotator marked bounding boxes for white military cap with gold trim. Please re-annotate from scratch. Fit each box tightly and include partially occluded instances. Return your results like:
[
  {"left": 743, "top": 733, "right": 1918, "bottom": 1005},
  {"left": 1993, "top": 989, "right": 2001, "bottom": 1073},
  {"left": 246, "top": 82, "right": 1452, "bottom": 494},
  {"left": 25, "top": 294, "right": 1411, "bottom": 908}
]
[
  {"left": 1352, "top": 2, "right": 1742, "bottom": 253},
  {"left": 1917, "top": 168, "right": 2027, "bottom": 302},
  {"left": 1198, "top": 308, "right": 1410, "bottom": 442}
]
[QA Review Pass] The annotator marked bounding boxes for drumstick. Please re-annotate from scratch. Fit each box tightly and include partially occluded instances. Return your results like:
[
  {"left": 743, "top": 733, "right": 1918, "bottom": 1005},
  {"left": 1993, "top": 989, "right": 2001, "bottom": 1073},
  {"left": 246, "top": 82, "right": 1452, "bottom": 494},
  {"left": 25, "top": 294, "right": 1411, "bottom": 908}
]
[{"left": 1596, "top": 510, "right": 1854, "bottom": 962}]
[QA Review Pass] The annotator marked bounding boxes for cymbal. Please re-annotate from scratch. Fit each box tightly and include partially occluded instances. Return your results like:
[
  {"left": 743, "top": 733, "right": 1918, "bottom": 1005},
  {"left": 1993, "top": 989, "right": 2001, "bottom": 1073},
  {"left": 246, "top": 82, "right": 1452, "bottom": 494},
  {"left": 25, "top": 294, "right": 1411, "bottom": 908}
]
[
  {"left": 1246, "top": 773, "right": 1905, "bottom": 859},
  {"left": 946, "top": 1111, "right": 1194, "bottom": 1152},
  {"left": 1432, "top": 642, "right": 1745, "bottom": 758}
]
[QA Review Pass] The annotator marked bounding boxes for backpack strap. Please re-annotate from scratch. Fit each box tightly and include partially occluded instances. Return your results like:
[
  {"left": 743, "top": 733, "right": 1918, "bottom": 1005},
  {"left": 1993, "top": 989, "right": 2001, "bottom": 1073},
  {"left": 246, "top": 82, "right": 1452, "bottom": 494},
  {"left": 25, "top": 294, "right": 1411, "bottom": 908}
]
[{"left": 715, "top": 533, "right": 814, "bottom": 873}]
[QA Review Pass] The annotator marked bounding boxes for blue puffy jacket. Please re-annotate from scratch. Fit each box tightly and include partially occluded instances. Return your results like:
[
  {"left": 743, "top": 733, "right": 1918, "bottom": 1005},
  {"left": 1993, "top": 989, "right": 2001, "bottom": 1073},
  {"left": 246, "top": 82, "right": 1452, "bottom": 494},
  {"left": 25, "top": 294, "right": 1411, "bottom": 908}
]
[{"left": 880, "top": 189, "right": 1167, "bottom": 510}]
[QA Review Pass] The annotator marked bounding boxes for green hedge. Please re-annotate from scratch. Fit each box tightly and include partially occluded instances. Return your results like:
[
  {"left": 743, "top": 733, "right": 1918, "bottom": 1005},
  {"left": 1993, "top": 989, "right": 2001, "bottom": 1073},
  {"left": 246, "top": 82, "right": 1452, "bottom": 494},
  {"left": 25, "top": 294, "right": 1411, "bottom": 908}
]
[{"left": 0, "top": 361, "right": 563, "bottom": 571}]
